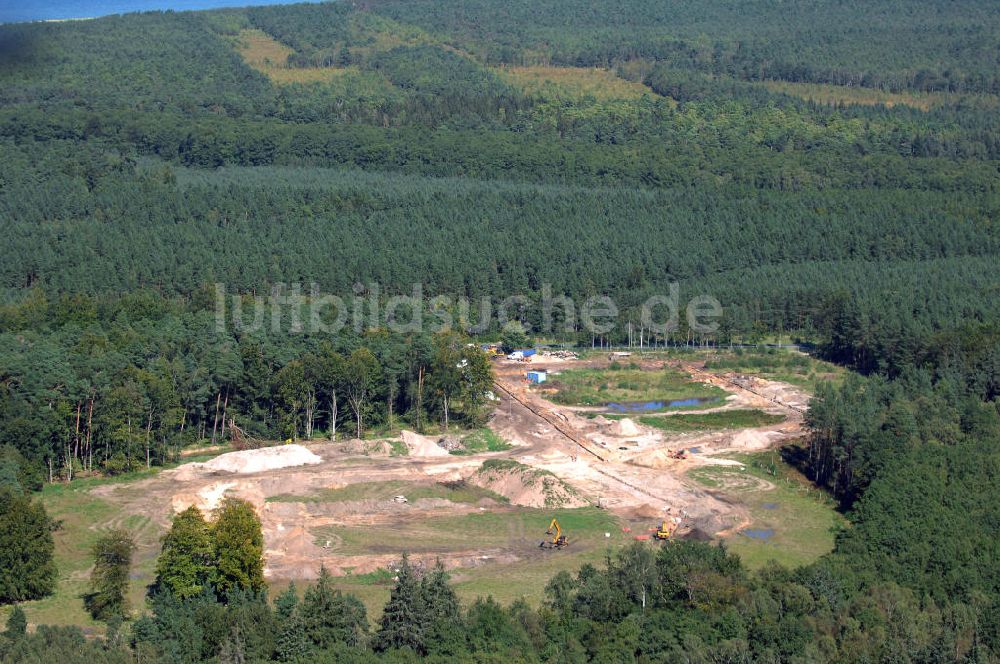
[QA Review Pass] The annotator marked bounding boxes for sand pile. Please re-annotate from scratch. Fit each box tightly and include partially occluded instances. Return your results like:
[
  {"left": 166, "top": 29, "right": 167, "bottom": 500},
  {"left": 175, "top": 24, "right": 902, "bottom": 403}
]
[
  {"left": 729, "top": 430, "right": 778, "bottom": 450},
  {"left": 627, "top": 448, "right": 685, "bottom": 469},
  {"left": 265, "top": 525, "right": 326, "bottom": 579},
  {"left": 470, "top": 461, "right": 587, "bottom": 508},
  {"left": 177, "top": 444, "right": 322, "bottom": 476},
  {"left": 615, "top": 418, "right": 641, "bottom": 437},
  {"left": 171, "top": 478, "right": 267, "bottom": 514},
  {"left": 401, "top": 430, "right": 449, "bottom": 457}
]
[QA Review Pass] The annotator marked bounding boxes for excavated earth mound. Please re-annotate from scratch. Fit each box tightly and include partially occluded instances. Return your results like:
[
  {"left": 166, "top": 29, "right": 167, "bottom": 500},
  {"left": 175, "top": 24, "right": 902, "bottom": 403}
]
[
  {"left": 469, "top": 461, "right": 588, "bottom": 508},
  {"left": 401, "top": 430, "right": 450, "bottom": 457},
  {"left": 615, "top": 418, "right": 641, "bottom": 437},
  {"left": 174, "top": 444, "right": 322, "bottom": 479}
]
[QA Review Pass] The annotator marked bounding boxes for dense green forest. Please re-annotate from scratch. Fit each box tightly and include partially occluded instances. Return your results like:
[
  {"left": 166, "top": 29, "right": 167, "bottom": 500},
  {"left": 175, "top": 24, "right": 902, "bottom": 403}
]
[
  {"left": 368, "top": 0, "right": 1000, "bottom": 92},
  {"left": 0, "top": 0, "right": 999, "bottom": 661}
]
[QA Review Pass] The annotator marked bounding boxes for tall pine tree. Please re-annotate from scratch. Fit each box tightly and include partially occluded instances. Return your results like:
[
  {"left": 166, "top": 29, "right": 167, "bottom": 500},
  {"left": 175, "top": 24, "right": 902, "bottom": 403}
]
[
  {"left": 373, "top": 554, "right": 425, "bottom": 653},
  {"left": 300, "top": 566, "right": 368, "bottom": 649},
  {"left": 0, "top": 488, "right": 56, "bottom": 603}
]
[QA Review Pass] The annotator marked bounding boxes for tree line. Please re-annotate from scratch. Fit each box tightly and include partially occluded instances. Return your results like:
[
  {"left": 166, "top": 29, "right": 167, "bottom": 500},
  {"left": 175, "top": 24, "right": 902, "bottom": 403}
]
[
  {"left": 4, "top": 529, "right": 999, "bottom": 662},
  {"left": 0, "top": 284, "right": 494, "bottom": 482}
]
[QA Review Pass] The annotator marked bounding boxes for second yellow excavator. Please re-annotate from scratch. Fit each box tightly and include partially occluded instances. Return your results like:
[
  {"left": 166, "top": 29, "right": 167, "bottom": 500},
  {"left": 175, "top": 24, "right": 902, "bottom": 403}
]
[{"left": 539, "top": 518, "right": 569, "bottom": 549}]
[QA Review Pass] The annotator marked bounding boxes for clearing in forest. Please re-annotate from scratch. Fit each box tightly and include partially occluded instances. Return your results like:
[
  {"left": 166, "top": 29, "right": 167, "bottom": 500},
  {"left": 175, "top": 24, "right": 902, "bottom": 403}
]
[
  {"left": 699, "top": 348, "right": 847, "bottom": 389},
  {"left": 759, "top": 80, "right": 948, "bottom": 111},
  {"left": 496, "top": 66, "right": 656, "bottom": 101},
  {"left": 234, "top": 29, "right": 350, "bottom": 84},
  {"left": 15, "top": 351, "right": 834, "bottom": 628}
]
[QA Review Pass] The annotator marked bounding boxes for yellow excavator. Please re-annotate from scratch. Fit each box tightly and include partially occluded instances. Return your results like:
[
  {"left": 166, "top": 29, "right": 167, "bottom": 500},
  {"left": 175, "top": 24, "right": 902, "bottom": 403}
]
[
  {"left": 540, "top": 518, "right": 569, "bottom": 549},
  {"left": 654, "top": 519, "right": 678, "bottom": 541}
]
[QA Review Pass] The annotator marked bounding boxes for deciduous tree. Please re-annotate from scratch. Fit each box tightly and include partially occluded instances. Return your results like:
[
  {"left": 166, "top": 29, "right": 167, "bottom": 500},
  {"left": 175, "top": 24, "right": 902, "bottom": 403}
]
[
  {"left": 85, "top": 529, "right": 136, "bottom": 621},
  {"left": 154, "top": 506, "right": 216, "bottom": 599},
  {"left": 212, "top": 498, "right": 265, "bottom": 595}
]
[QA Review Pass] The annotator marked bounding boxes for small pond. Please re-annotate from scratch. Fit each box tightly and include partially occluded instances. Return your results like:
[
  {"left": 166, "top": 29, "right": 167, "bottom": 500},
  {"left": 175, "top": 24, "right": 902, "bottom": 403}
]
[
  {"left": 741, "top": 528, "right": 775, "bottom": 541},
  {"left": 606, "top": 397, "right": 717, "bottom": 413}
]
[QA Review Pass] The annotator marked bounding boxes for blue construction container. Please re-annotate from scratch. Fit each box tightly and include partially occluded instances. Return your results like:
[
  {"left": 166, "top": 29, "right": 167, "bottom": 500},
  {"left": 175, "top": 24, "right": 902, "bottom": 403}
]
[
  {"left": 527, "top": 371, "right": 547, "bottom": 384},
  {"left": 517, "top": 349, "right": 537, "bottom": 357}
]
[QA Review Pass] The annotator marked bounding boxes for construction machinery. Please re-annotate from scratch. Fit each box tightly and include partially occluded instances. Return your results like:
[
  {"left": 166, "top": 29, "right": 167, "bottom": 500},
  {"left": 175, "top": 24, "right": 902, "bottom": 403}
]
[
  {"left": 540, "top": 518, "right": 569, "bottom": 549},
  {"left": 481, "top": 343, "right": 504, "bottom": 358},
  {"left": 654, "top": 518, "right": 678, "bottom": 541}
]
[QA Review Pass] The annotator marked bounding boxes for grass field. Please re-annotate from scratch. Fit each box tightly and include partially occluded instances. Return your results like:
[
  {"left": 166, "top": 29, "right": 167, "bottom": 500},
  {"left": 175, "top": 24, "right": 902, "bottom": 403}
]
[
  {"left": 268, "top": 479, "right": 508, "bottom": 505},
  {"left": 638, "top": 409, "right": 784, "bottom": 432},
  {"left": 496, "top": 66, "right": 657, "bottom": 101},
  {"left": 312, "top": 506, "right": 614, "bottom": 556},
  {"left": 688, "top": 449, "right": 845, "bottom": 569},
  {"left": 547, "top": 365, "right": 726, "bottom": 408},
  {"left": 317, "top": 507, "right": 622, "bottom": 615}
]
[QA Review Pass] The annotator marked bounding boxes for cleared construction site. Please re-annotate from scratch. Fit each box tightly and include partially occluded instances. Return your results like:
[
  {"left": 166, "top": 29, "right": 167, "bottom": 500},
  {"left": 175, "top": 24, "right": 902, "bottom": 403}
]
[{"left": 88, "top": 352, "right": 822, "bottom": 607}]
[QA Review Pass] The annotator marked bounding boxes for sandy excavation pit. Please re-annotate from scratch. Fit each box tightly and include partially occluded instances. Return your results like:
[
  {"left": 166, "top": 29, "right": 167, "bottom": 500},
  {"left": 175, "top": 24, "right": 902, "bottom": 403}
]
[{"left": 88, "top": 354, "right": 811, "bottom": 588}]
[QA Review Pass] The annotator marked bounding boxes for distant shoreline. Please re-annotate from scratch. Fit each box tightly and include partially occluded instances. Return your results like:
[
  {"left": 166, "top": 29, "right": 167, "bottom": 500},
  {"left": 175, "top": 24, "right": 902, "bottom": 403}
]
[{"left": 2, "top": 0, "right": 327, "bottom": 26}]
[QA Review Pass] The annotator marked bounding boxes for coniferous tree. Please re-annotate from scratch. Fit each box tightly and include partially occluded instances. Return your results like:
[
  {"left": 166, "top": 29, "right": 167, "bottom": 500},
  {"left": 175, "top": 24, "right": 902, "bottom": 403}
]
[
  {"left": 420, "top": 560, "right": 459, "bottom": 623},
  {"left": 4, "top": 606, "right": 26, "bottom": 640},
  {"left": 0, "top": 487, "right": 56, "bottom": 603},
  {"left": 419, "top": 560, "right": 464, "bottom": 655},
  {"left": 300, "top": 567, "right": 368, "bottom": 649},
  {"left": 275, "top": 611, "right": 310, "bottom": 662},
  {"left": 274, "top": 584, "right": 309, "bottom": 662},
  {"left": 373, "top": 554, "right": 425, "bottom": 653},
  {"left": 274, "top": 583, "right": 299, "bottom": 621}
]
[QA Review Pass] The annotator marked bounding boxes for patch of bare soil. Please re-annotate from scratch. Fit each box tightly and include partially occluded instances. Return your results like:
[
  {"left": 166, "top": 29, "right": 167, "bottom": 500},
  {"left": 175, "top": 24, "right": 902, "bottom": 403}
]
[
  {"left": 491, "top": 354, "right": 814, "bottom": 537},
  {"left": 338, "top": 439, "right": 395, "bottom": 456}
]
